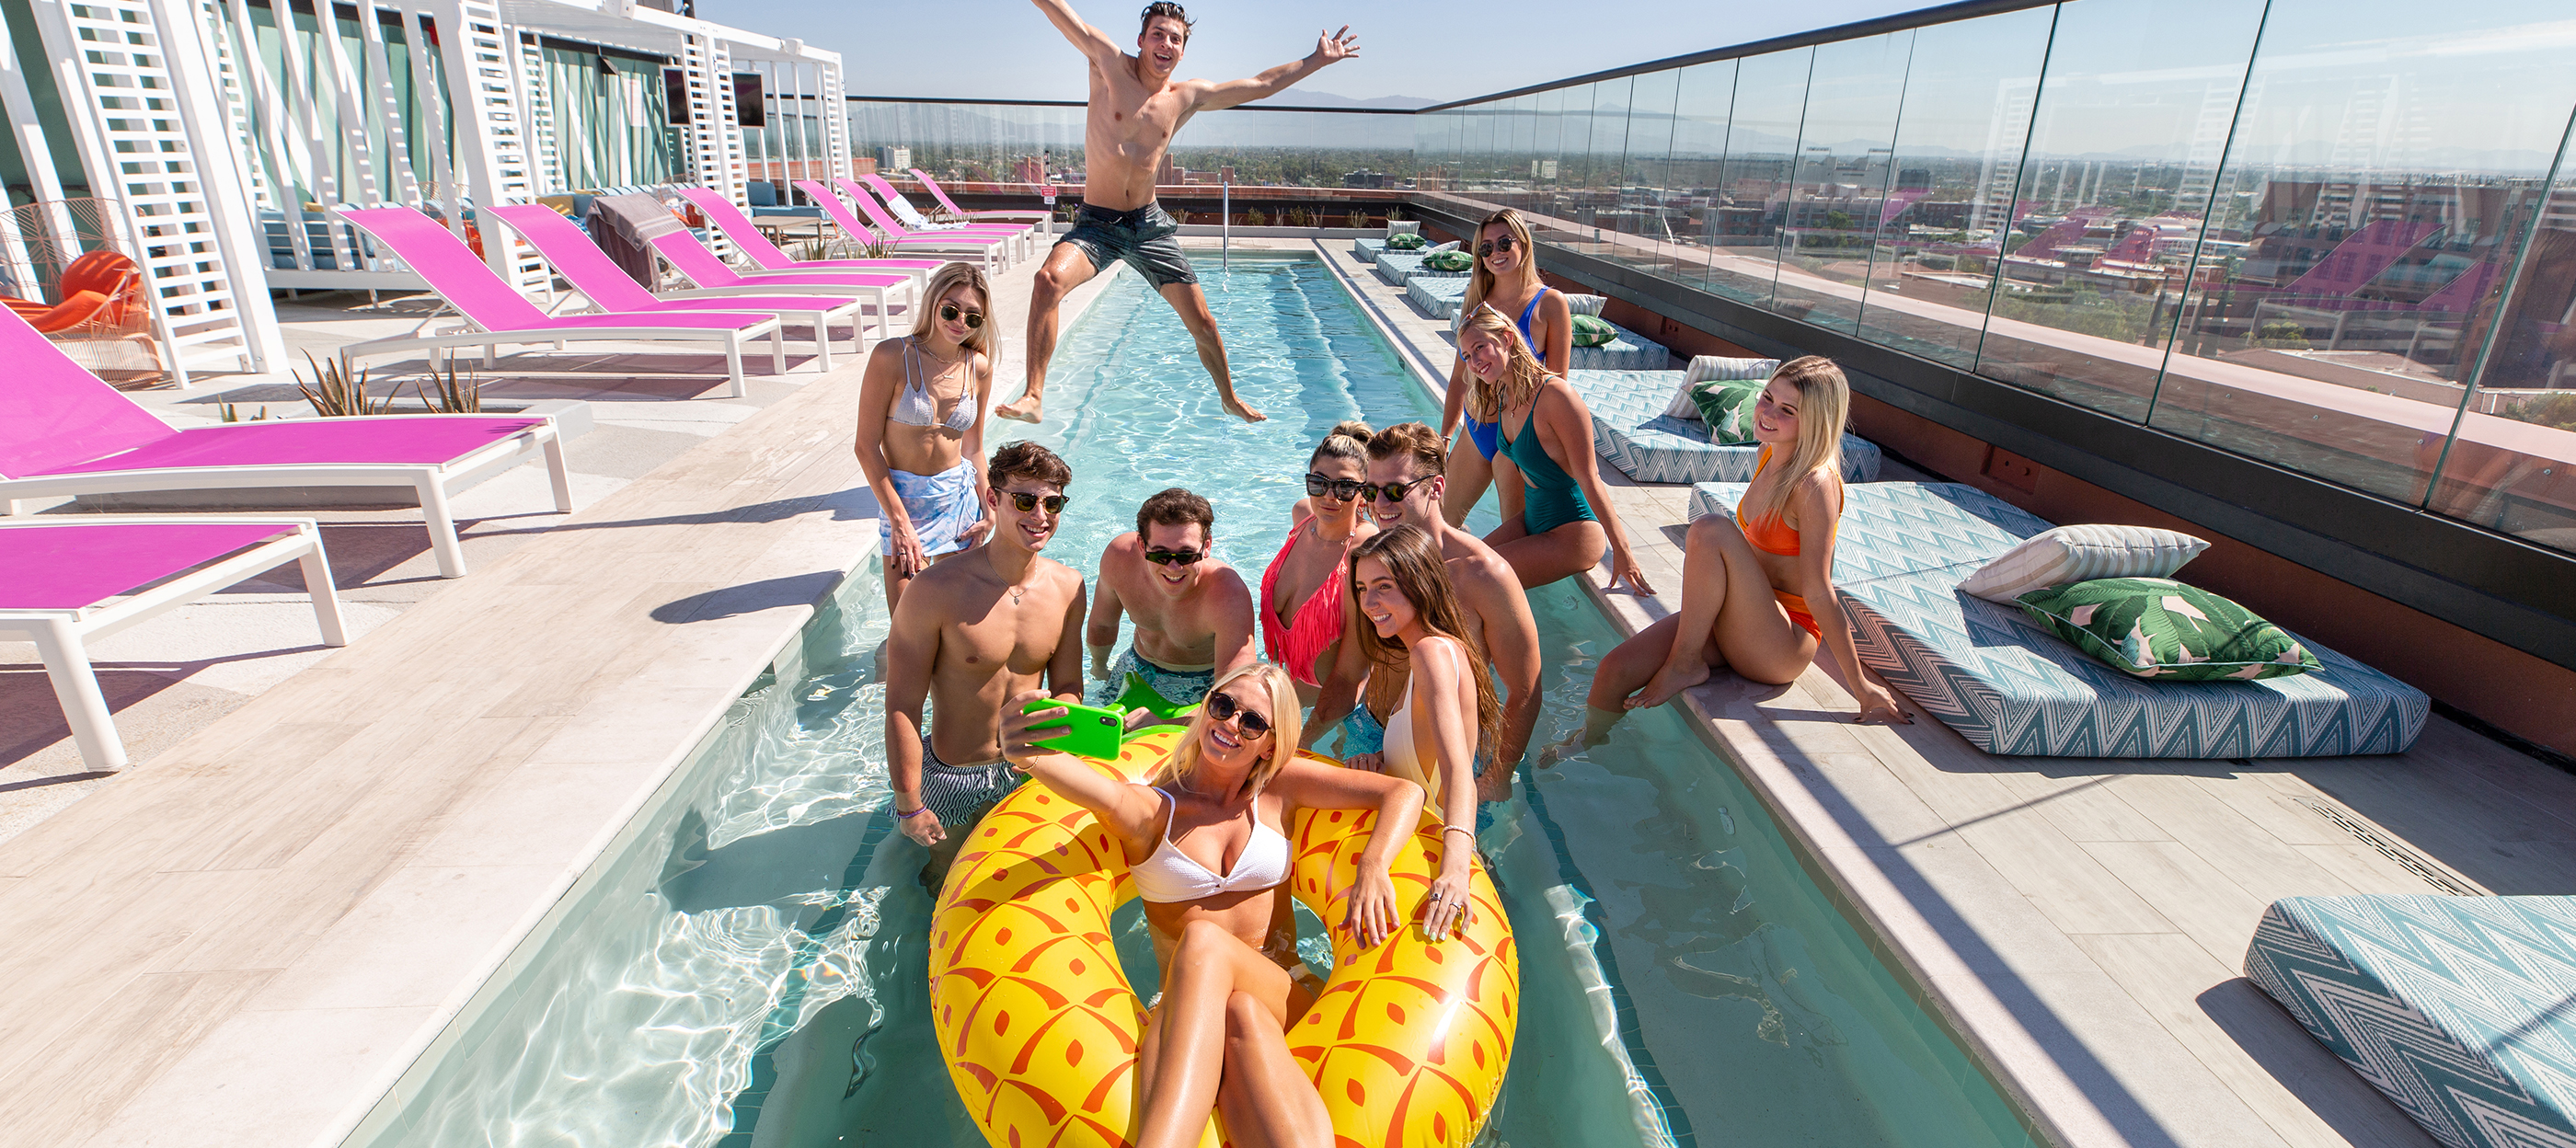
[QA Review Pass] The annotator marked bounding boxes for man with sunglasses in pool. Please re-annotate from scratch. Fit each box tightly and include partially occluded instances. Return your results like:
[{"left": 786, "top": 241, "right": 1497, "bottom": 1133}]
[
  {"left": 1086, "top": 487, "right": 1256, "bottom": 710},
  {"left": 996, "top": 0, "right": 1360, "bottom": 427},
  {"left": 885, "top": 442, "right": 1089, "bottom": 865},
  {"left": 1303, "top": 422, "right": 1541, "bottom": 801}
]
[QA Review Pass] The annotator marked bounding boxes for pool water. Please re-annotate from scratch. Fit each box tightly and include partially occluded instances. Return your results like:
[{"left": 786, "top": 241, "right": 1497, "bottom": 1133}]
[{"left": 361, "top": 256, "right": 2035, "bottom": 1148}]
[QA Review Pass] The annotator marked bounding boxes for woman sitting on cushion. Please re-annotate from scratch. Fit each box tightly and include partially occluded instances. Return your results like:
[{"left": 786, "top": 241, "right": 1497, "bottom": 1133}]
[
  {"left": 1440, "top": 208, "right": 1570, "bottom": 525},
  {"left": 1587, "top": 356, "right": 1911, "bottom": 722},
  {"left": 1459, "top": 304, "right": 1652, "bottom": 595},
  {"left": 854, "top": 261, "right": 995, "bottom": 612},
  {"left": 1000, "top": 663, "right": 1424, "bottom": 1148}
]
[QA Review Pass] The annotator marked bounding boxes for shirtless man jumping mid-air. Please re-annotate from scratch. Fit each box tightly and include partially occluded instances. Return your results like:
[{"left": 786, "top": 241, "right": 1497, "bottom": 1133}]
[{"left": 997, "top": 0, "right": 1360, "bottom": 426}]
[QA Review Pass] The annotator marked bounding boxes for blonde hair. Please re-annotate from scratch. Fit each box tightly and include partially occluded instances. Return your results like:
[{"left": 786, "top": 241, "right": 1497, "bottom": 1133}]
[
  {"left": 1146, "top": 663, "right": 1304, "bottom": 798},
  {"left": 1308, "top": 419, "right": 1374, "bottom": 470},
  {"left": 1456, "top": 304, "right": 1547, "bottom": 423},
  {"left": 1749, "top": 355, "right": 1852, "bottom": 523},
  {"left": 1458, "top": 208, "right": 1538, "bottom": 327},
  {"left": 909, "top": 261, "right": 992, "bottom": 354}
]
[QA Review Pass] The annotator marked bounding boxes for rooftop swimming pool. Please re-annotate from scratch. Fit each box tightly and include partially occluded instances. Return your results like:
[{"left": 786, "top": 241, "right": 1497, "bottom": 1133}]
[{"left": 351, "top": 255, "right": 2036, "bottom": 1148}]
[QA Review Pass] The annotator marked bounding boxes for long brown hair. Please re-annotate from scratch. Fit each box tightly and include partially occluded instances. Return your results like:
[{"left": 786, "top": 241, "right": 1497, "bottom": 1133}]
[
  {"left": 1749, "top": 355, "right": 1852, "bottom": 523},
  {"left": 1458, "top": 208, "right": 1538, "bottom": 329},
  {"left": 1146, "top": 662, "right": 1302, "bottom": 798},
  {"left": 1344, "top": 525, "right": 1501, "bottom": 755},
  {"left": 1456, "top": 304, "right": 1547, "bottom": 423}
]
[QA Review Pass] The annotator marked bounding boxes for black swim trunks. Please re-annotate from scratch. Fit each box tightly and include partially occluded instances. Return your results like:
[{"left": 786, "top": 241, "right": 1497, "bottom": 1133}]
[{"left": 1056, "top": 201, "right": 1198, "bottom": 288}]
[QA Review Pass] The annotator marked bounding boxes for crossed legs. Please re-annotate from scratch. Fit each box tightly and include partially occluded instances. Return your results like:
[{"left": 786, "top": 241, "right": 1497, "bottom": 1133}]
[
  {"left": 1588, "top": 513, "right": 1816, "bottom": 711},
  {"left": 1133, "top": 919, "right": 1328, "bottom": 1148}
]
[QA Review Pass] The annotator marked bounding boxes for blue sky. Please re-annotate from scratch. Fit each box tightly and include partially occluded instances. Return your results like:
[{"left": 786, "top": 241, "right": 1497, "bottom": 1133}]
[{"left": 710, "top": 0, "right": 1951, "bottom": 106}]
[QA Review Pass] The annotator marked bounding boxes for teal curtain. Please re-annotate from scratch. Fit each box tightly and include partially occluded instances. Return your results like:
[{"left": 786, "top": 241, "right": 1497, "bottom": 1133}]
[{"left": 542, "top": 46, "right": 675, "bottom": 191}]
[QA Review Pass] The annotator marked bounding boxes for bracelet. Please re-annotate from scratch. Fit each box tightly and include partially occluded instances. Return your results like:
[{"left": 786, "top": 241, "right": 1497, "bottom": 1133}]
[
  {"left": 1441, "top": 825, "right": 1476, "bottom": 838},
  {"left": 896, "top": 805, "right": 933, "bottom": 820}
]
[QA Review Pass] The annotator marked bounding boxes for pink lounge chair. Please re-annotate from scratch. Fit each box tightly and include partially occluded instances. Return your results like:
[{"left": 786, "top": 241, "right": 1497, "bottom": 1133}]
[
  {"left": 0, "top": 517, "right": 347, "bottom": 771},
  {"left": 909, "top": 168, "right": 1052, "bottom": 224},
  {"left": 833, "top": 178, "right": 1029, "bottom": 269},
  {"left": 785, "top": 179, "right": 1006, "bottom": 278},
  {"left": 489, "top": 204, "right": 906, "bottom": 373},
  {"left": 0, "top": 308, "right": 569, "bottom": 579},
  {"left": 862, "top": 173, "right": 1045, "bottom": 235},
  {"left": 334, "top": 207, "right": 789, "bottom": 398},
  {"left": 646, "top": 228, "right": 937, "bottom": 325},
  {"left": 673, "top": 189, "right": 948, "bottom": 287}
]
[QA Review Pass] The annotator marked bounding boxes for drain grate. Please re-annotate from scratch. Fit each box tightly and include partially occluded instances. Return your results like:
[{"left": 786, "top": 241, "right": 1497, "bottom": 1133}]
[{"left": 2291, "top": 797, "right": 2484, "bottom": 897}]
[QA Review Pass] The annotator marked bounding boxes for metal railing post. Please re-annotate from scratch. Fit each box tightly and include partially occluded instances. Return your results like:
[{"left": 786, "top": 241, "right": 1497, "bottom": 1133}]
[{"left": 1221, "top": 171, "right": 1229, "bottom": 270}]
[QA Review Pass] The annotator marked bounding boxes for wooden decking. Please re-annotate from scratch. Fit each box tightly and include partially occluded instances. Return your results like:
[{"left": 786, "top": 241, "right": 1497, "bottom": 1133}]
[{"left": 1315, "top": 237, "right": 2576, "bottom": 1148}]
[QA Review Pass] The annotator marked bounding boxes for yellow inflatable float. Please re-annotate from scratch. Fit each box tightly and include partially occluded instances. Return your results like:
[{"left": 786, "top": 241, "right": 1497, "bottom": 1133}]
[{"left": 928, "top": 727, "right": 1517, "bottom": 1147}]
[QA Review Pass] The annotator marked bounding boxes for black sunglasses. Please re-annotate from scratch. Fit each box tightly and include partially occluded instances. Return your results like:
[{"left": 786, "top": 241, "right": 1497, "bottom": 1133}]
[
  {"left": 938, "top": 303, "right": 985, "bottom": 329},
  {"left": 1002, "top": 490, "right": 1068, "bottom": 514},
  {"left": 1204, "top": 690, "right": 1271, "bottom": 737},
  {"left": 1475, "top": 235, "right": 1519, "bottom": 257},
  {"left": 1143, "top": 546, "right": 1204, "bottom": 567},
  {"left": 1358, "top": 475, "right": 1436, "bottom": 503},
  {"left": 1305, "top": 472, "right": 1368, "bottom": 501}
]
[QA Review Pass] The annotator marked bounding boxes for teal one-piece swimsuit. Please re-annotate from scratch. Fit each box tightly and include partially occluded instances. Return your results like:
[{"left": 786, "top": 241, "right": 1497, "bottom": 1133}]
[{"left": 1500, "top": 395, "right": 1597, "bottom": 534}]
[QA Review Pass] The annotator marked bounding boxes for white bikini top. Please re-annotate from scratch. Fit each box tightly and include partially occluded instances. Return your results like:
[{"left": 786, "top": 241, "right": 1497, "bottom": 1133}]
[
  {"left": 1383, "top": 637, "right": 1466, "bottom": 815},
  {"left": 890, "top": 337, "right": 979, "bottom": 431},
  {"left": 1130, "top": 787, "right": 1292, "bottom": 903}
]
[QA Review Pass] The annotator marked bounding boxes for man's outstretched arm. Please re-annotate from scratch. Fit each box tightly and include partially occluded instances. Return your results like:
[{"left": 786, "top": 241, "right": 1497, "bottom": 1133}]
[
  {"left": 1194, "top": 26, "right": 1360, "bottom": 111},
  {"left": 1030, "top": 0, "right": 1123, "bottom": 68}
]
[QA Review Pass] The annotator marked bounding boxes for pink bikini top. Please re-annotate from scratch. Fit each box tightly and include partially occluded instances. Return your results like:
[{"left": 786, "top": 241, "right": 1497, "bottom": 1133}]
[{"left": 1129, "top": 788, "right": 1291, "bottom": 903}]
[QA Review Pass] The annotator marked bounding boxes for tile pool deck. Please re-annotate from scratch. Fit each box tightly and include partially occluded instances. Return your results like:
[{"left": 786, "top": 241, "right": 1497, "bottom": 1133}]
[
  {"left": 1317, "top": 237, "right": 2576, "bottom": 1148},
  {"left": 0, "top": 235, "right": 2562, "bottom": 1148}
]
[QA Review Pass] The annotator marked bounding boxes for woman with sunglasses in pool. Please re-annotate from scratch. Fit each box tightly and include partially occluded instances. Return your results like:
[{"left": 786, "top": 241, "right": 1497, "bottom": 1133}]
[
  {"left": 1085, "top": 487, "right": 1257, "bottom": 708},
  {"left": 1262, "top": 421, "right": 1379, "bottom": 704},
  {"left": 1002, "top": 662, "right": 1425, "bottom": 1148},
  {"left": 1440, "top": 208, "right": 1570, "bottom": 525},
  {"left": 1458, "top": 304, "right": 1655, "bottom": 595},
  {"left": 856, "top": 261, "right": 1000, "bottom": 612}
]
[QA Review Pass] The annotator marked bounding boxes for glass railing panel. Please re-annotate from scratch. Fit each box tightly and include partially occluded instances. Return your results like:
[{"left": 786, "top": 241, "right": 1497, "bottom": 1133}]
[
  {"left": 1671, "top": 60, "right": 1742, "bottom": 294},
  {"left": 1706, "top": 47, "right": 1815, "bottom": 310},
  {"left": 1849, "top": 6, "right": 2055, "bottom": 369},
  {"left": 1599, "top": 66, "right": 1692, "bottom": 281},
  {"left": 1767, "top": 30, "right": 1914, "bottom": 338},
  {"left": 2431, "top": 124, "right": 2576, "bottom": 553},
  {"left": 2149, "top": 0, "right": 2576, "bottom": 508},
  {"left": 1170, "top": 108, "right": 1418, "bottom": 191},
  {"left": 1965, "top": 0, "right": 2263, "bottom": 423}
]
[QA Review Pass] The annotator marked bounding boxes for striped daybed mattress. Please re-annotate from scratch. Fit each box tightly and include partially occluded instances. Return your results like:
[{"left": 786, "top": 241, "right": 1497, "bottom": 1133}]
[
  {"left": 1685, "top": 481, "right": 2429, "bottom": 758},
  {"left": 1570, "top": 371, "right": 1880, "bottom": 484}
]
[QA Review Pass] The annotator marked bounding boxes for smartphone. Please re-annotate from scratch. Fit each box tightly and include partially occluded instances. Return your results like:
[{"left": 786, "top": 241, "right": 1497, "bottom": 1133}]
[{"left": 1021, "top": 697, "right": 1126, "bottom": 761}]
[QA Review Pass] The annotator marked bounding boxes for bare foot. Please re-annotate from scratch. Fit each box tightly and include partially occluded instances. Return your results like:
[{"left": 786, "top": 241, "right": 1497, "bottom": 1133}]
[
  {"left": 1224, "top": 397, "right": 1267, "bottom": 423},
  {"left": 995, "top": 394, "right": 1042, "bottom": 423},
  {"left": 1624, "top": 661, "right": 1711, "bottom": 710}
]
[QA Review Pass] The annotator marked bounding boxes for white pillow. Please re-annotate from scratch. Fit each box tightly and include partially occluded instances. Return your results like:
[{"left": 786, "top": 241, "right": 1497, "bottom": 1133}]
[
  {"left": 1563, "top": 293, "right": 1607, "bottom": 316},
  {"left": 1427, "top": 240, "right": 1461, "bottom": 254},
  {"left": 1663, "top": 356, "right": 1780, "bottom": 419},
  {"left": 1386, "top": 221, "right": 1421, "bottom": 237},
  {"left": 1957, "top": 524, "right": 2211, "bottom": 603}
]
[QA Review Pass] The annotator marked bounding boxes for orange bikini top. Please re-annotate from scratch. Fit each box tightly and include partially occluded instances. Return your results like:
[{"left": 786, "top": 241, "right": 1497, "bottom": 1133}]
[{"left": 1736, "top": 446, "right": 1842, "bottom": 557}]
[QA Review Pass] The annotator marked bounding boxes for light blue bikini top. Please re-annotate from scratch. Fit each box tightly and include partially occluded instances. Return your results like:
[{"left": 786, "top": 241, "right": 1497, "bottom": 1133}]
[
  {"left": 1130, "top": 787, "right": 1292, "bottom": 903},
  {"left": 891, "top": 337, "right": 978, "bottom": 431}
]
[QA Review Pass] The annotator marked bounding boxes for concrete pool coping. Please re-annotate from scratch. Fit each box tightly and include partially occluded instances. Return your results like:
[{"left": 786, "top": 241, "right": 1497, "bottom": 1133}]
[
  {"left": 1306, "top": 236, "right": 2575, "bottom": 1148},
  {"left": 0, "top": 256, "right": 1132, "bottom": 1148}
]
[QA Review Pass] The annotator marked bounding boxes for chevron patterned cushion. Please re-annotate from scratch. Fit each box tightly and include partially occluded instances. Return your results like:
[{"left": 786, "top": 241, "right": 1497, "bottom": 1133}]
[
  {"left": 1574, "top": 373, "right": 1881, "bottom": 484},
  {"left": 1409, "top": 276, "right": 1470, "bottom": 320},
  {"left": 1686, "top": 481, "right": 2427, "bottom": 757},
  {"left": 1351, "top": 236, "right": 1388, "bottom": 261},
  {"left": 2247, "top": 896, "right": 2576, "bottom": 1148}
]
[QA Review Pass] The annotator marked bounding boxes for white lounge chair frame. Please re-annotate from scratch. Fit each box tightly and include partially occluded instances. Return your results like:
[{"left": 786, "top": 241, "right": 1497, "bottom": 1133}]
[{"left": 0, "top": 518, "right": 349, "bottom": 771}]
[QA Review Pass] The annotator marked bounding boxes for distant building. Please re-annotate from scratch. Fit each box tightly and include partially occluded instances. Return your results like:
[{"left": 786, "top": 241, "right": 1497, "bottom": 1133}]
[
  {"left": 1343, "top": 169, "right": 1386, "bottom": 189},
  {"left": 877, "top": 146, "right": 910, "bottom": 172}
]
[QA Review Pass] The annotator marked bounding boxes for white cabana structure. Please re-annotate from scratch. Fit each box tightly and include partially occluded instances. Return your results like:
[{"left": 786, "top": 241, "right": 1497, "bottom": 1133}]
[{"left": 0, "top": 0, "right": 848, "bottom": 384}]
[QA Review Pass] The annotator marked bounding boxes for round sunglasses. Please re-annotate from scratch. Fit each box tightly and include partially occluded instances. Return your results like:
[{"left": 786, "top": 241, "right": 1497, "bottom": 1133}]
[
  {"left": 939, "top": 303, "right": 986, "bottom": 329},
  {"left": 1143, "top": 546, "right": 1204, "bottom": 567},
  {"left": 1475, "top": 235, "right": 1520, "bottom": 257},
  {"left": 1204, "top": 690, "right": 1271, "bottom": 737},
  {"left": 1357, "top": 475, "right": 1437, "bottom": 503}
]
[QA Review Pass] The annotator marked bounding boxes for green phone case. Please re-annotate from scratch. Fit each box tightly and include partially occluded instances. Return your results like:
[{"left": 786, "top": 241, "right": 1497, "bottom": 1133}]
[{"left": 1024, "top": 698, "right": 1127, "bottom": 761}]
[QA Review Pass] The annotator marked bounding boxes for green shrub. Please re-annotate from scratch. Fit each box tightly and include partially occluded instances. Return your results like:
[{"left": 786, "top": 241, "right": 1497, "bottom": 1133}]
[
  {"left": 1345, "top": 209, "right": 1368, "bottom": 229},
  {"left": 2502, "top": 392, "right": 2576, "bottom": 432},
  {"left": 2255, "top": 319, "right": 2310, "bottom": 350},
  {"left": 1242, "top": 207, "right": 1269, "bottom": 226}
]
